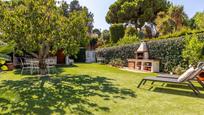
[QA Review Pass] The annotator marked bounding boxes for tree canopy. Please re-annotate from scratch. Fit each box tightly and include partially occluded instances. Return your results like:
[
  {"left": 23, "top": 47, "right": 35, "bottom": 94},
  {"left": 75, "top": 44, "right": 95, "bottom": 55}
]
[
  {"left": 155, "top": 5, "right": 188, "bottom": 35},
  {"left": 59, "top": 0, "right": 94, "bottom": 33},
  {"left": 191, "top": 12, "right": 204, "bottom": 29},
  {"left": 182, "top": 35, "right": 204, "bottom": 65},
  {"left": 0, "top": 0, "right": 90, "bottom": 74},
  {"left": 106, "top": 0, "right": 171, "bottom": 26}
]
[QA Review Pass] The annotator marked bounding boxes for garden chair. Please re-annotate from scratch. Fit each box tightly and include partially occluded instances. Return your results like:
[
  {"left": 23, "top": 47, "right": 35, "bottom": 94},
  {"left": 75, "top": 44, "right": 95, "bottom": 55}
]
[
  {"left": 20, "top": 58, "right": 32, "bottom": 74},
  {"left": 30, "top": 59, "right": 40, "bottom": 74},
  {"left": 46, "top": 57, "right": 57, "bottom": 74},
  {"left": 137, "top": 64, "right": 204, "bottom": 95},
  {"left": 97, "top": 57, "right": 105, "bottom": 64},
  {"left": 20, "top": 58, "right": 39, "bottom": 75}
]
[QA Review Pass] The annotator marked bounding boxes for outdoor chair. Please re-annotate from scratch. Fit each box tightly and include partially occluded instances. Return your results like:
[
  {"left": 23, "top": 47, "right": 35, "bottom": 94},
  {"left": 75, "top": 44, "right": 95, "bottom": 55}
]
[
  {"left": 137, "top": 64, "right": 204, "bottom": 95},
  {"left": 46, "top": 57, "right": 57, "bottom": 74},
  {"left": 20, "top": 58, "right": 33, "bottom": 74},
  {"left": 20, "top": 58, "right": 39, "bottom": 75},
  {"left": 97, "top": 57, "right": 105, "bottom": 64}
]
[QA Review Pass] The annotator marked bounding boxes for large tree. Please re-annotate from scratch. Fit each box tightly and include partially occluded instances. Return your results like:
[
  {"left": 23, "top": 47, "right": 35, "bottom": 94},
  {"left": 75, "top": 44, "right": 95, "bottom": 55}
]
[
  {"left": 0, "top": 0, "right": 89, "bottom": 75},
  {"left": 191, "top": 12, "right": 204, "bottom": 29},
  {"left": 155, "top": 5, "right": 188, "bottom": 35},
  {"left": 106, "top": 0, "right": 171, "bottom": 27},
  {"left": 168, "top": 5, "right": 188, "bottom": 31},
  {"left": 60, "top": 0, "right": 94, "bottom": 33}
]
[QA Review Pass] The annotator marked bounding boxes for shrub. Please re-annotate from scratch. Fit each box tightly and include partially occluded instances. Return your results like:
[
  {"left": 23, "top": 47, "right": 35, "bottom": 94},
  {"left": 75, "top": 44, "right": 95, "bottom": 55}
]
[
  {"left": 125, "top": 27, "right": 138, "bottom": 36},
  {"left": 109, "top": 24, "right": 125, "bottom": 43},
  {"left": 0, "top": 59, "right": 8, "bottom": 71},
  {"left": 109, "top": 58, "right": 125, "bottom": 68},
  {"left": 173, "top": 65, "right": 186, "bottom": 75},
  {"left": 117, "top": 35, "right": 140, "bottom": 45},
  {"left": 193, "top": 12, "right": 204, "bottom": 29},
  {"left": 182, "top": 34, "right": 204, "bottom": 65}
]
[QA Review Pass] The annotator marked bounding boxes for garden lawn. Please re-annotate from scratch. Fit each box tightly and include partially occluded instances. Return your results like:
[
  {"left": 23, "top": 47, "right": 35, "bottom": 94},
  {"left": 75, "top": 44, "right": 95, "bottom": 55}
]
[{"left": 0, "top": 63, "right": 204, "bottom": 115}]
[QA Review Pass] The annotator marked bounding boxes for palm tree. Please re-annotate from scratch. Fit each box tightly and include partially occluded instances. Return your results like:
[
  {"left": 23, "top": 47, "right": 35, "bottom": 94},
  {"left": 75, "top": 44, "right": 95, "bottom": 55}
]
[{"left": 168, "top": 5, "right": 188, "bottom": 31}]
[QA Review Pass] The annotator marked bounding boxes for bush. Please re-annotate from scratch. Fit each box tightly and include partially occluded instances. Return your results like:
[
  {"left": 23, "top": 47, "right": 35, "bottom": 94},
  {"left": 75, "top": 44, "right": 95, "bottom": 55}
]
[
  {"left": 125, "top": 27, "right": 138, "bottom": 36},
  {"left": 173, "top": 65, "right": 186, "bottom": 75},
  {"left": 182, "top": 34, "right": 204, "bottom": 65},
  {"left": 96, "top": 37, "right": 187, "bottom": 72},
  {"left": 0, "top": 59, "right": 8, "bottom": 71},
  {"left": 109, "top": 24, "right": 125, "bottom": 43},
  {"left": 117, "top": 35, "right": 140, "bottom": 45},
  {"left": 109, "top": 58, "right": 125, "bottom": 68}
]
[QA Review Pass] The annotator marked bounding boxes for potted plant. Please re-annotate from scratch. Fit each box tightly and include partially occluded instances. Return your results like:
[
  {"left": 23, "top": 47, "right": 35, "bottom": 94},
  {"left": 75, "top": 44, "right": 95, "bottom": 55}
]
[
  {"left": 0, "top": 59, "right": 8, "bottom": 71},
  {"left": 0, "top": 41, "right": 14, "bottom": 71}
]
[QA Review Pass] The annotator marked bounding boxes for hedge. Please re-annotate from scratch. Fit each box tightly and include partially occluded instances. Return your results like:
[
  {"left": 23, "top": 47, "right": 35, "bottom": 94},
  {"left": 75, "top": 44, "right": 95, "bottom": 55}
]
[
  {"left": 109, "top": 24, "right": 125, "bottom": 43},
  {"left": 96, "top": 37, "right": 186, "bottom": 72}
]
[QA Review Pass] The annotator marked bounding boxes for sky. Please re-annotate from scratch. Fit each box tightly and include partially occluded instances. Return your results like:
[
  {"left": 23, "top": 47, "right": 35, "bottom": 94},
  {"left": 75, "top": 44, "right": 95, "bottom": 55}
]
[{"left": 63, "top": 0, "right": 204, "bottom": 30}]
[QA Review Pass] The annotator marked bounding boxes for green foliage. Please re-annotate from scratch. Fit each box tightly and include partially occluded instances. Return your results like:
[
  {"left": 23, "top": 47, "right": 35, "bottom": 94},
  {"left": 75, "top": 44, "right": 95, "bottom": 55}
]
[
  {"left": 69, "top": 0, "right": 82, "bottom": 12},
  {"left": 100, "top": 30, "right": 110, "bottom": 43},
  {"left": 168, "top": 5, "right": 188, "bottom": 30},
  {"left": 0, "top": 41, "right": 12, "bottom": 61},
  {"left": 172, "top": 65, "right": 186, "bottom": 75},
  {"left": 106, "top": 0, "right": 170, "bottom": 25},
  {"left": 109, "top": 24, "right": 125, "bottom": 43},
  {"left": 0, "top": 42, "right": 14, "bottom": 54},
  {"left": 97, "top": 30, "right": 111, "bottom": 47},
  {"left": 192, "top": 12, "right": 204, "bottom": 29},
  {"left": 109, "top": 58, "right": 125, "bottom": 67},
  {"left": 1, "top": 65, "right": 8, "bottom": 71},
  {"left": 60, "top": 0, "right": 94, "bottom": 33},
  {"left": 155, "top": 12, "right": 176, "bottom": 35},
  {"left": 155, "top": 5, "right": 188, "bottom": 36},
  {"left": 148, "top": 29, "right": 204, "bottom": 40},
  {"left": 182, "top": 34, "right": 204, "bottom": 65},
  {"left": 93, "top": 28, "right": 101, "bottom": 37},
  {"left": 0, "top": 0, "right": 89, "bottom": 58},
  {"left": 0, "top": 60, "right": 8, "bottom": 71},
  {"left": 117, "top": 35, "right": 139, "bottom": 45},
  {"left": 0, "top": 60, "right": 5, "bottom": 65},
  {"left": 125, "top": 27, "right": 138, "bottom": 36},
  {"left": 96, "top": 37, "right": 186, "bottom": 72}
]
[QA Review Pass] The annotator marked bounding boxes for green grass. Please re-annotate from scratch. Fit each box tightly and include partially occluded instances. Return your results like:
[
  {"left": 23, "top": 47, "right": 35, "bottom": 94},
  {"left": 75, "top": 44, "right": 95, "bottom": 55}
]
[{"left": 0, "top": 63, "right": 204, "bottom": 115}]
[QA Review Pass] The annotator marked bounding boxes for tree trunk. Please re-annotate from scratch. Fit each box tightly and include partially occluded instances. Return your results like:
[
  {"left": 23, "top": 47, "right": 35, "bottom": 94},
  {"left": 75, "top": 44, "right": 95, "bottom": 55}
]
[
  {"left": 39, "top": 58, "right": 47, "bottom": 75},
  {"left": 38, "top": 43, "right": 50, "bottom": 76}
]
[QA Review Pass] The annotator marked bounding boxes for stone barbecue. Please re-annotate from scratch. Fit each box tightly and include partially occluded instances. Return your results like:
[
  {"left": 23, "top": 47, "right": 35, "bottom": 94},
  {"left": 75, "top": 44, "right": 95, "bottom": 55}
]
[{"left": 128, "top": 42, "right": 160, "bottom": 72}]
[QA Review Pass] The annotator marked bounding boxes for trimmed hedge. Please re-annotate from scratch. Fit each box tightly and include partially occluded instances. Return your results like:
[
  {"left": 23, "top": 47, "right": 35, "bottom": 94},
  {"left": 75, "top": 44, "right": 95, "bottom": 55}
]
[
  {"left": 109, "top": 24, "right": 125, "bottom": 43},
  {"left": 96, "top": 37, "right": 186, "bottom": 72}
]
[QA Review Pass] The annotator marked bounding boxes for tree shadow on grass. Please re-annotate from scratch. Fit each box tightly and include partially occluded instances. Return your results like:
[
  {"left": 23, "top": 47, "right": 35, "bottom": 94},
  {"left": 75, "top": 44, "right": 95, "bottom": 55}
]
[
  {"left": 0, "top": 75, "right": 136, "bottom": 115},
  {"left": 13, "top": 64, "right": 77, "bottom": 75},
  {"left": 152, "top": 87, "right": 204, "bottom": 98}
]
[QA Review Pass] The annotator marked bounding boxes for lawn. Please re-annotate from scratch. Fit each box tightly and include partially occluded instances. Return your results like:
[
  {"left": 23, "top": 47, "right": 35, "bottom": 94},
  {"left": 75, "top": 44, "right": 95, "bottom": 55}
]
[{"left": 0, "top": 63, "right": 204, "bottom": 115}]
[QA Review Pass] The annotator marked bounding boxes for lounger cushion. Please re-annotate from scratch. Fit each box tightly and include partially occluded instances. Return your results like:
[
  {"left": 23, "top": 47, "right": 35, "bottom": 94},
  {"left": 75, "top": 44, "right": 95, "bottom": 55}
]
[
  {"left": 188, "top": 68, "right": 201, "bottom": 80},
  {"left": 177, "top": 67, "right": 195, "bottom": 82}
]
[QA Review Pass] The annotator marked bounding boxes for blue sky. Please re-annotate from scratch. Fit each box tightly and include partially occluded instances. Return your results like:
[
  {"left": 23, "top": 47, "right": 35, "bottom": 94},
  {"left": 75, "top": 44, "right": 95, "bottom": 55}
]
[{"left": 63, "top": 0, "right": 204, "bottom": 30}]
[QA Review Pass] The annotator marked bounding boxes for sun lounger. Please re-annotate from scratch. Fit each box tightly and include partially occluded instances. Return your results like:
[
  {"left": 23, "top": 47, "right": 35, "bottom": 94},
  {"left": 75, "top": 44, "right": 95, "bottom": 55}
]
[
  {"left": 137, "top": 63, "right": 204, "bottom": 95},
  {"left": 156, "top": 62, "right": 204, "bottom": 88}
]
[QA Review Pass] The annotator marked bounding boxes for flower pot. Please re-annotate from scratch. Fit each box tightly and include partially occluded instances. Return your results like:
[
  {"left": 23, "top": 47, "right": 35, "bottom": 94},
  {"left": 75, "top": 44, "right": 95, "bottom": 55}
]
[
  {"left": 6, "top": 63, "right": 14, "bottom": 71},
  {"left": 198, "top": 72, "right": 204, "bottom": 81}
]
